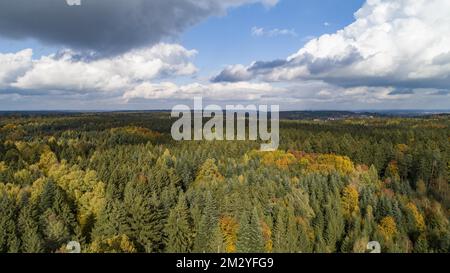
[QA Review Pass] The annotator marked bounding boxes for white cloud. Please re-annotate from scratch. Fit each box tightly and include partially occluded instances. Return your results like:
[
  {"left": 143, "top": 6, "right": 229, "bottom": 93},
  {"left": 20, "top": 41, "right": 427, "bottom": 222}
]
[
  {"left": 251, "top": 26, "right": 297, "bottom": 37},
  {"left": 1, "top": 44, "right": 197, "bottom": 94},
  {"left": 0, "top": 49, "right": 33, "bottom": 88},
  {"left": 2, "top": 0, "right": 448, "bottom": 110},
  {"left": 123, "top": 81, "right": 284, "bottom": 101},
  {"left": 124, "top": 79, "right": 442, "bottom": 109},
  {"left": 216, "top": 0, "right": 450, "bottom": 90}
]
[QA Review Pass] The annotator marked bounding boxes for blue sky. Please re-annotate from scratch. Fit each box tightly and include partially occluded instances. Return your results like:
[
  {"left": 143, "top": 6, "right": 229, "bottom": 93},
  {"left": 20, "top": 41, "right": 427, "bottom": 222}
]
[
  {"left": 181, "top": 0, "right": 365, "bottom": 76},
  {"left": 0, "top": 0, "right": 448, "bottom": 110}
]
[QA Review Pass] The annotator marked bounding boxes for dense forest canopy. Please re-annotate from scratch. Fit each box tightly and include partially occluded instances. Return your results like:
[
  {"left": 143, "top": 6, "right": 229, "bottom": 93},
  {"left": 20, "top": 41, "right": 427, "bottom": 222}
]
[{"left": 0, "top": 112, "right": 448, "bottom": 253}]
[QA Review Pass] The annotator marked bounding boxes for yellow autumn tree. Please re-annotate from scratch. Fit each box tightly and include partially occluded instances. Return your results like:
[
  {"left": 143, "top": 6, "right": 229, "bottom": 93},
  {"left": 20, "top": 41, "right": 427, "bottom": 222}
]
[
  {"left": 341, "top": 185, "right": 360, "bottom": 218},
  {"left": 220, "top": 216, "right": 238, "bottom": 253},
  {"left": 247, "top": 150, "right": 296, "bottom": 170},
  {"left": 0, "top": 161, "right": 7, "bottom": 171},
  {"left": 194, "top": 159, "right": 225, "bottom": 188},
  {"left": 317, "top": 154, "right": 355, "bottom": 175},
  {"left": 385, "top": 161, "right": 400, "bottom": 180},
  {"left": 406, "top": 203, "right": 426, "bottom": 232},
  {"left": 38, "top": 151, "right": 58, "bottom": 174},
  {"left": 378, "top": 216, "right": 398, "bottom": 241},
  {"left": 291, "top": 151, "right": 355, "bottom": 175},
  {"left": 261, "top": 221, "right": 273, "bottom": 253},
  {"left": 90, "top": 234, "right": 137, "bottom": 253},
  {"left": 0, "top": 182, "right": 22, "bottom": 201},
  {"left": 38, "top": 152, "right": 106, "bottom": 231}
]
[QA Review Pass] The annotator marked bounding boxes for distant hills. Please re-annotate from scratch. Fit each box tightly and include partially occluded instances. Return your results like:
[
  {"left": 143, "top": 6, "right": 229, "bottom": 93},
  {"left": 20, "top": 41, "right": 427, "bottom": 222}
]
[{"left": 0, "top": 109, "right": 448, "bottom": 120}]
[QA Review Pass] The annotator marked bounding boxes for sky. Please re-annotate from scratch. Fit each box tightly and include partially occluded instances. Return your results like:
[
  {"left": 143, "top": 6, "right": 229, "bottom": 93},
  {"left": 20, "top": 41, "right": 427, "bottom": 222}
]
[{"left": 0, "top": 0, "right": 449, "bottom": 111}]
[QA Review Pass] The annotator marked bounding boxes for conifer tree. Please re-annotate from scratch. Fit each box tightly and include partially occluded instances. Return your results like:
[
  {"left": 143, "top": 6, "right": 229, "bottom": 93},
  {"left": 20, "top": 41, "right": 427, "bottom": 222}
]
[
  {"left": 18, "top": 204, "right": 44, "bottom": 253},
  {"left": 92, "top": 200, "right": 131, "bottom": 241},
  {"left": 165, "top": 194, "right": 193, "bottom": 253},
  {"left": 193, "top": 193, "right": 219, "bottom": 253},
  {"left": 124, "top": 181, "right": 165, "bottom": 253},
  {"left": 236, "top": 208, "right": 264, "bottom": 253},
  {"left": 272, "top": 207, "right": 287, "bottom": 253},
  {"left": 0, "top": 193, "right": 20, "bottom": 252}
]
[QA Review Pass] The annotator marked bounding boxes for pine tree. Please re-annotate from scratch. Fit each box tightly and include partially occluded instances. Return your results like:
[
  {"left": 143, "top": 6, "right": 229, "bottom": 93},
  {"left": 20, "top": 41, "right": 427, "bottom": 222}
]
[
  {"left": 37, "top": 180, "right": 78, "bottom": 251},
  {"left": 124, "top": 180, "right": 166, "bottom": 253},
  {"left": 92, "top": 200, "right": 130, "bottom": 241},
  {"left": 0, "top": 193, "right": 20, "bottom": 252},
  {"left": 236, "top": 208, "right": 264, "bottom": 253},
  {"left": 272, "top": 207, "right": 287, "bottom": 253},
  {"left": 18, "top": 204, "right": 44, "bottom": 253},
  {"left": 413, "top": 234, "right": 429, "bottom": 253},
  {"left": 313, "top": 232, "right": 327, "bottom": 253},
  {"left": 323, "top": 199, "right": 344, "bottom": 251},
  {"left": 286, "top": 207, "right": 300, "bottom": 252},
  {"left": 297, "top": 218, "right": 312, "bottom": 253},
  {"left": 165, "top": 194, "right": 193, "bottom": 253},
  {"left": 193, "top": 193, "right": 219, "bottom": 253},
  {"left": 151, "top": 150, "right": 181, "bottom": 195}
]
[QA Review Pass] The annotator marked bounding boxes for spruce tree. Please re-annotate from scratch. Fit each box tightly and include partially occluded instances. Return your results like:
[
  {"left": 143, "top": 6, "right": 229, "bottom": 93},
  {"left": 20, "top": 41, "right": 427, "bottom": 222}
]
[
  {"left": 286, "top": 206, "right": 299, "bottom": 252},
  {"left": 236, "top": 208, "right": 264, "bottom": 253},
  {"left": 165, "top": 194, "right": 193, "bottom": 253},
  {"left": 18, "top": 204, "right": 44, "bottom": 253},
  {"left": 92, "top": 200, "right": 130, "bottom": 241},
  {"left": 0, "top": 193, "right": 20, "bottom": 252},
  {"left": 272, "top": 207, "right": 287, "bottom": 253},
  {"left": 124, "top": 181, "right": 165, "bottom": 253},
  {"left": 193, "top": 193, "right": 219, "bottom": 253}
]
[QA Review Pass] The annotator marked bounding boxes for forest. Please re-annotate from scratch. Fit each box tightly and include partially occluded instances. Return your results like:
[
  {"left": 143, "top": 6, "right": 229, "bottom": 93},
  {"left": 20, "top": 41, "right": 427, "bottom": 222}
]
[{"left": 0, "top": 112, "right": 448, "bottom": 253}]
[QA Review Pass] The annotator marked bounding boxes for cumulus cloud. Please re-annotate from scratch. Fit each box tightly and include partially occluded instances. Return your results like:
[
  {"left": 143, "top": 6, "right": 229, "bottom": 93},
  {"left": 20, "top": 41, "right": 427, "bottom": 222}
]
[
  {"left": 123, "top": 79, "right": 448, "bottom": 110},
  {"left": 1, "top": 0, "right": 448, "bottom": 110},
  {"left": 0, "top": 0, "right": 278, "bottom": 55},
  {"left": 123, "top": 81, "right": 284, "bottom": 101},
  {"left": 214, "top": 0, "right": 450, "bottom": 90},
  {"left": 1, "top": 43, "right": 197, "bottom": 94},
  {"left": 211, "top": 64, "right": 254, "bottom": 83},
  {"left": 0, "top": 49, "right": 33, "bottom": 88}
]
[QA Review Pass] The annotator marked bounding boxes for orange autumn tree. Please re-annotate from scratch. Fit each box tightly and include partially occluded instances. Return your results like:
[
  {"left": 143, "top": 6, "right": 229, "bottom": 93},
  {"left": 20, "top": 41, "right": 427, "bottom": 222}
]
[
  {"left": 261, "top": 151, "right": 296, "bottom": 170},
  {"left": 261, "top": 221, "right": 273, "bottom": 253}
]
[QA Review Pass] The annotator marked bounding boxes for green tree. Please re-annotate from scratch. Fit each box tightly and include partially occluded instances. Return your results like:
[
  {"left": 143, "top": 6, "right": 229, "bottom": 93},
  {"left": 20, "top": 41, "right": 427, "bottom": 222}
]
[
  {"left": 165, "top": 194, "right": 193, "bottom": 253},
  {"left": 193, "top": 193, "right": 220, "bottom": 253},
  {"left": 0, "top": 193, "right": 20, "bottom": 252},
  {"left": 18, "top": 204, "right": 44, "bottom": 253},
  {"left": 236, "top": 208, "right": 264, "bottom": 253},
  {"left": 124, "top": 180, "right": 166, "bottom": 253},
  {"left": 272, "top": 207, "right": 287, "bottom": 253}
]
